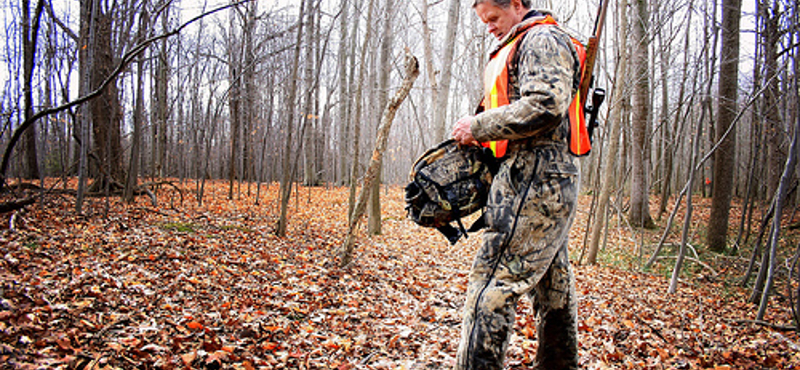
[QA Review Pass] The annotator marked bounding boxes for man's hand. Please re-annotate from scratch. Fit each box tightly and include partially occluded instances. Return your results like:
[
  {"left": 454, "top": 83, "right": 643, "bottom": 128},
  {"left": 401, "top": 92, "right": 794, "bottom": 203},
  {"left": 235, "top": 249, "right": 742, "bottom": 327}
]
[{"left": 452, "top": 116, "right": 479, "bottom": 146}]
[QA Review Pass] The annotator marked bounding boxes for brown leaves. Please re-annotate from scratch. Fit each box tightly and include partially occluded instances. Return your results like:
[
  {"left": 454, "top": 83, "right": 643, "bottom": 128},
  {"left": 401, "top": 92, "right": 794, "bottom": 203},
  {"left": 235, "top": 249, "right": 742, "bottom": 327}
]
[{"left": 0, "top": 181, "right": 797, "bottom": 369}]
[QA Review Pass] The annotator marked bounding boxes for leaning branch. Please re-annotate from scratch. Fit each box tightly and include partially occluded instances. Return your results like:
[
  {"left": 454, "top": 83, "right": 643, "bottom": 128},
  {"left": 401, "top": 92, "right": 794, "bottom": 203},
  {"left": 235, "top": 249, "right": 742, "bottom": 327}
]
[
  {"left": 338, "top": 51, "right": 420, "bottom": 267},
  {"left": 0, "top": 0, "right": 252, "bottom": 185}
]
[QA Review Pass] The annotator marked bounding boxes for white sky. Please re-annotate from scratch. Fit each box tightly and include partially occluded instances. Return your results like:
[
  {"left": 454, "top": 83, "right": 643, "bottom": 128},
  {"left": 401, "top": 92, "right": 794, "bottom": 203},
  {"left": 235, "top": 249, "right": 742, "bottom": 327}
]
[{"left": 0, "top": 0, "right": 769, "bottom": 111}]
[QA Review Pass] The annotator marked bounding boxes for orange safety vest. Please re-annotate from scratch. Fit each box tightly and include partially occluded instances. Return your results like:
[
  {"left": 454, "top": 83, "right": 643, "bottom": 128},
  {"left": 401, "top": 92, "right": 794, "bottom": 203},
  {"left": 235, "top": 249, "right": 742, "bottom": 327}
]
[{"left": 479, "top": 15, "right": 590, "bottom": 157}]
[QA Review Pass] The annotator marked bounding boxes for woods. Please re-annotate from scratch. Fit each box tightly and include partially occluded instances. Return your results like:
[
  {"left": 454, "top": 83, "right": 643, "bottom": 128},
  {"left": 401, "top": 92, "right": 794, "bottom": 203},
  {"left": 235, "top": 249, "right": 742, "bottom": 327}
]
[{"left": 1, "top": 0, "right": 800, "bottom": 367}]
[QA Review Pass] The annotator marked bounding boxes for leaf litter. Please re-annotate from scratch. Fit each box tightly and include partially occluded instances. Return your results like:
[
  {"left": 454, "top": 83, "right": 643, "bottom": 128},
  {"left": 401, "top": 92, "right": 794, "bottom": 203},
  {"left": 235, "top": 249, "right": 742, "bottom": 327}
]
[{"left": 0, "top": 181, "right": 797, "bottom": 369}]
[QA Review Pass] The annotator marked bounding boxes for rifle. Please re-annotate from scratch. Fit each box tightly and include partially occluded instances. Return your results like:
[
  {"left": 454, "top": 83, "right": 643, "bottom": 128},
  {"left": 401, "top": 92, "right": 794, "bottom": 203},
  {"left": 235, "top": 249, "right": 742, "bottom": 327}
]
[{"left": 578, "top": 0, "right": 611, "bottom": 139}]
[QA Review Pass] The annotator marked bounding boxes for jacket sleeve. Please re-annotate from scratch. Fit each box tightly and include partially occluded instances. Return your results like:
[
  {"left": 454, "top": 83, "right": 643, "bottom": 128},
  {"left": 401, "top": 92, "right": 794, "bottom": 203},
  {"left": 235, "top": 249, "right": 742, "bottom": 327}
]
[{"left": 471, "top": 26, "right": 580, "bottom": 143}]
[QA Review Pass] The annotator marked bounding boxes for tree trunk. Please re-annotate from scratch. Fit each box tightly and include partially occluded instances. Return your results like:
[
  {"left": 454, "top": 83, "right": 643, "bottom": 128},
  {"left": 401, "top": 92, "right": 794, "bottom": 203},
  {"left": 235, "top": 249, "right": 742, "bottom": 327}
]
[
  {"left": 658, "top": 0, "right": 695, "bottom": 220},
  {"left": 336, "top": 0, "right": 350, "bottom": 185},
  {"left": 89, "top": 7, "right": 124, "bottom": 189},
  {"left": 242, "top": 1, "right": 258, "bottom": 187},
  {"left": 277, "top": 0, "right": 307, "bottom": 237},
  {"left": 668, "top": 91, "right": 706, "bottom": 294},
  {"left": 586, "top": 0, "right": 629, "bottom": 265},
  {"left": 763, "top": 0, "right": 784, "bottom": 202},
  {"left": 735, "top": 0, "right": 764, "bottom": 252},
  {"left": 125, "top": 2, "right": 149, "bottom": 203},
  {"left": 707, "top": 0, "right": 741, "bottom": 253},
  {"left": 21, "top": 0, "right": 44, "bottom": 180},
  {"left": 756, "top": 112, "right": 798, "bottom": 320},
  {"left": 432, "top": 0, "right": 460, "bottom": 142},
  {"left": 421, "top": 0, "right": 439, "bottom": 137},
  {"left": 227, "top": 10, "right": 242, "bottom": 200},
  {"left": 629, "top": 0, "right": 654, "bottom": 229},
  {"left": 76, "top": 0, "right": 96, "bottom": 213},
  {"left": 303, "top": 0, "right": 319, "bottom": 187},
  {"left": 347, "top": 0, "right": 375, "bottom": 224},
  {"left": 154, "top": 4, "right": 169, "bottom": 178},
  {"left": 368, "top": 0, "right": 394, "bottom": 236},
  {"left": 256, "top": 66, "right": 276, "bottom": 204}
]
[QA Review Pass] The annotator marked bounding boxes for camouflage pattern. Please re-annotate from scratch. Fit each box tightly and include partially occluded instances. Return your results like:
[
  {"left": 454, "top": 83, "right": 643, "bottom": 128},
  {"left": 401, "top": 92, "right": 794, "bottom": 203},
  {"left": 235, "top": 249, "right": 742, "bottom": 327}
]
[
  {"left": 405, "top": 140, "right": 495, "bottom": 229},
  {"left": 455, "top": 11, "right": 581, "bottom": 370},
  {"left": 470, "top": 14, "right": 581, "bottom": 147}
]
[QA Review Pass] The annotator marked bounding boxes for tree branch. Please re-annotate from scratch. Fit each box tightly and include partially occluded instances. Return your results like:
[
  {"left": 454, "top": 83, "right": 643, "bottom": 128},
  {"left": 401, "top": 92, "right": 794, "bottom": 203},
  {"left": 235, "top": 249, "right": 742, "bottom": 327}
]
[{"left": 44, "top": 0, "right": 78, "bottom": 41}]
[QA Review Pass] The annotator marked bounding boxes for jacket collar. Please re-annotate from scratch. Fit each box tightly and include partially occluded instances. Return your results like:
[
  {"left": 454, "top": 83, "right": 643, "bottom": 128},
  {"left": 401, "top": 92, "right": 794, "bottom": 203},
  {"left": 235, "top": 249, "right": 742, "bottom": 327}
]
[
  {"left": 490, "top": 10, "right": 552, "bottom": 54},
  {"left": 491, "top": 9, "right": 550, "bottom": 54}
]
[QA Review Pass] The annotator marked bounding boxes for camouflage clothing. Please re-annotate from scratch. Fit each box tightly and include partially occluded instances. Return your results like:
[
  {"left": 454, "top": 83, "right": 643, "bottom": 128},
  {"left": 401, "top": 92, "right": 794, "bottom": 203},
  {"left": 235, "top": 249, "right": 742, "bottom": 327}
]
[{"left": 455, "top": 10, "right": 581, "bottom": 370}]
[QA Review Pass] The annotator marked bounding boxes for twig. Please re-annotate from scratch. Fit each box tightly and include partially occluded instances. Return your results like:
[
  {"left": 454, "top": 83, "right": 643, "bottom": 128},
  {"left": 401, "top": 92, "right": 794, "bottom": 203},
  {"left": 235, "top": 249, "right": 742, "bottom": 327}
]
[
  {"left": 132, "top": 207, "right": 171, "bottom": 217},
  {"left": 632, "top": 312, "right": 670, "bottom": 344},
  {"left": 652, "top": 255, "right": 719, "bottom": 276},
  {"left": 729, "top": 319, "right": 797, "bottom": 332}
]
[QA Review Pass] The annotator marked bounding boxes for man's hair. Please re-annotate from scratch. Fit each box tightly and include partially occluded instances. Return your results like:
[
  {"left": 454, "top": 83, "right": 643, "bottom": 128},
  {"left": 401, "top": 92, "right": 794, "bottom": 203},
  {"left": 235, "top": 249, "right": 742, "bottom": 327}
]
[{"left": 472, "top": 0, "right": 532, "bottom": 8}]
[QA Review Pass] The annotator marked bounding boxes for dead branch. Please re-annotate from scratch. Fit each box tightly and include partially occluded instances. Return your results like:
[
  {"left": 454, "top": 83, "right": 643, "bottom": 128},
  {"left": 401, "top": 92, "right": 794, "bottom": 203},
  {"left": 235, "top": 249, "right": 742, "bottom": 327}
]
[
  {"left": 729, "top": 319, "right": 797, "bottom": 332},
  {"left": 0, "top": 179, "right": 183, "bottom": 213},
  {"left": 652, "top": 255, "right": 720, "bottom": 276},
  {"left": 338, "top": 51, "right": 420, "bottom": 267},
  {"left": 0, "top": 197, "right": 36, "bottom": 214}
]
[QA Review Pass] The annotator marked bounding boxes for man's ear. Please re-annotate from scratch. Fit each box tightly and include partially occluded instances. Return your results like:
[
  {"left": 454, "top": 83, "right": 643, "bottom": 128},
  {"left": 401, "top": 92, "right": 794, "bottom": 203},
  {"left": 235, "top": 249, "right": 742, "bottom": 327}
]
[{"left": 511, "top": 0, "right": 526, "bottom": 12}]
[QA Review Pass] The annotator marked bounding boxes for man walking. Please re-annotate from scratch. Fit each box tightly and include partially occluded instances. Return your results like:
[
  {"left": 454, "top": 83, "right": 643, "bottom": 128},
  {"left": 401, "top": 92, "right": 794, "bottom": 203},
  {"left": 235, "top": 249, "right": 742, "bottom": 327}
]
[{"left": 451, "top": 0, "right": 583, "bottom": 369}]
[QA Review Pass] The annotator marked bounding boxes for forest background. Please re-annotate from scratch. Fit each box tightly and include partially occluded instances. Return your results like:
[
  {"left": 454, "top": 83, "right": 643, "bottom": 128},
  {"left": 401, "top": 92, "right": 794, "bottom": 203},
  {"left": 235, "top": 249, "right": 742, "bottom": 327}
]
[{"left": 1, "top": 0, "right": 799, "bottom": 368}]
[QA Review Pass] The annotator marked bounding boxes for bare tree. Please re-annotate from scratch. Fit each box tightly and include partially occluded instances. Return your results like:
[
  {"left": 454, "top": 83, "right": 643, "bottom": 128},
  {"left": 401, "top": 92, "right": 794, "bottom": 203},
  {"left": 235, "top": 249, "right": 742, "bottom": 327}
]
[
  {"left": 367, "top": 0, "right": 395, "bottom": 236},
  {"left": 277, "top": 0, "right": 307, "bottom": 237},
  {"left": 586, "top": 0, "right": 629, "bottom": 265},
  {"left": 762, "top": 0, "right": 785, "bottom": 200},
  {"left": 87, "top": 0, "right": 127, "bottom": 194},
  {"left": 347, "top": 0, "right": 375, "bottom": 223},
  {"left": 226, "top": 6, "right": 243, "bottom": 199},
  {"left": 754, "top": 114, "right": 798, "bottom": 320},
  {"left": 432, "top": 0, "right": 460, "bottom": 142},
  {"left": 303, "top": 1, "right": 324, "bottom": 188},
  {"left": 667, "top": 96, "right": 707, "bottom": 294},
  {"left": 629, "top": 0, "right": 654, "bottom": 229},
  {"left": 124, "top": 1, "right": 149, "bottom": 203},
  {"left": 153, "top": 1, "right": 170, "bottom": 179},
  {"left": 420, "top": 0, "right": 439, "bottom": 136},
  {"left": 75, "top": 0, "right": 99, "bottom": 213},
  {"left": 21, "top": 0, "right": 44, "bottom": 180},
  {"left": 656, "top": 0, "right": 694, "bottom": 220},
  {"left": 336, "top": 0, "right": 351, "bottom": 185},
  {"left": 242, "top": 1, "right": 259, "bottom": 190},
  {"left": 707, "top": 0, "right": 742, "bottom": 253}
]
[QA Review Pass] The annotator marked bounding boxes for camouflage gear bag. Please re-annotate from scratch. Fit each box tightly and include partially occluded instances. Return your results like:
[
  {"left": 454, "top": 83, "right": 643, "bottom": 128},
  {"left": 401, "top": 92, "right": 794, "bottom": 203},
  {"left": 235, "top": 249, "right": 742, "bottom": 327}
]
[{"left": 404, "top": 140, "right": 497, "bottom": 244}]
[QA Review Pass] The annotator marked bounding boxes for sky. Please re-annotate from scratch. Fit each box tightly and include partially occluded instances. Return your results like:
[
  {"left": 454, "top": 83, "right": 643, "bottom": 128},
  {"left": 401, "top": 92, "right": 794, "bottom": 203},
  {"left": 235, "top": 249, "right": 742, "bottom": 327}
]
[{"left": 0, "top": 0, "right": 769, "bottom": 113}]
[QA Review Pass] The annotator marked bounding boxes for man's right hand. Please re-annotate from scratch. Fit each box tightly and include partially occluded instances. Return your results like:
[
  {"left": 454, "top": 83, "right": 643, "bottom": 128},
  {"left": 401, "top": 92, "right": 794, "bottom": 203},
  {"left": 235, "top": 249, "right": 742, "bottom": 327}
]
[{"left": 452, "top": 116, "right": 479, "bottom": 146}]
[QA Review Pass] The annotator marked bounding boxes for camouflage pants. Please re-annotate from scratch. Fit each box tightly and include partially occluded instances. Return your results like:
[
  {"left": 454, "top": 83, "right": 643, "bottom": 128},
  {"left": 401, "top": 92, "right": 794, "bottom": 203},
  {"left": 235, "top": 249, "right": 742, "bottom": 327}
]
[{"left": 455, "top": 144, "right": 579, "bottom": 370}]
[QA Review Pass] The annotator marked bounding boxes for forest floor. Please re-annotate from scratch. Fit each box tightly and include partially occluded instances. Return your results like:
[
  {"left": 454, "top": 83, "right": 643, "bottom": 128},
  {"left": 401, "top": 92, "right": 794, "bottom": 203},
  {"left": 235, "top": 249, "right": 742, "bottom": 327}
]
[{"left": 0, "top": 180, "right": 798, "bottom": 369}]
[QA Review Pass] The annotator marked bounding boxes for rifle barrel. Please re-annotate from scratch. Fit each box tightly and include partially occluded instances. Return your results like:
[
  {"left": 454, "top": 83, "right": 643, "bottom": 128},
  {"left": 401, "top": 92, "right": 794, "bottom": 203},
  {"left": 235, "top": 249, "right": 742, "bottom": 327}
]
[{"left": 578, "top": 0, "right": 611, "bottom": 106}]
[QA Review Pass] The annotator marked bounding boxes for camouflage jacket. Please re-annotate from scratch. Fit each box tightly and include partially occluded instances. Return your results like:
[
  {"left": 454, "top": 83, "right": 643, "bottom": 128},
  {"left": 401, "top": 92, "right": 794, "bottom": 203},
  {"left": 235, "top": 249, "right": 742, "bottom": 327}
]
[{"left": 471, "top": 11, "right": 582, "bottom": 147}]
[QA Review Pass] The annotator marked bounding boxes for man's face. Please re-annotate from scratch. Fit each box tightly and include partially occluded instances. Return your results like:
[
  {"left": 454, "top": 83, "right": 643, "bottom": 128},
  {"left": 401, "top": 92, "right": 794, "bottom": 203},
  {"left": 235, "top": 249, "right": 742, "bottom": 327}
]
[{"left": 475, "top": 0, "right": 527, "bottom": 40}]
